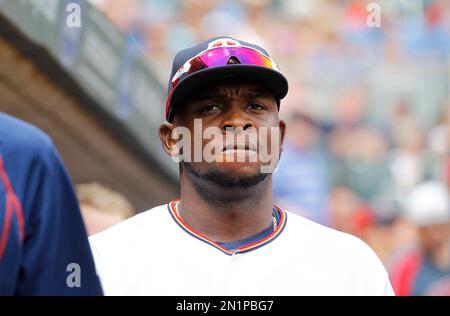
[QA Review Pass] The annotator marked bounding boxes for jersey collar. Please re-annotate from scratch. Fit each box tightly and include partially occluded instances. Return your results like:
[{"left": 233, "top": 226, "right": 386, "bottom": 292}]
[{"left": 167, "top": 199, "right": 287, "bottom": 256}]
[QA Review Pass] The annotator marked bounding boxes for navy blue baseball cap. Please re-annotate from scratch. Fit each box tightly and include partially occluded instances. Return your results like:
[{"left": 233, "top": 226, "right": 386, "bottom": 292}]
[{"left": 165, "top": 37, "right": 289, "bottom": 121}]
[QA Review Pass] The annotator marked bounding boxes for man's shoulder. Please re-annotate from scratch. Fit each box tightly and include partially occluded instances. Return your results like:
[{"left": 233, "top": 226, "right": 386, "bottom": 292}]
[
  {"left": 283, "top": 210, "right": 392, "bottom": 294},
  {"left": 89, "top": 203, "right": 171, "bottom": 245},
  {"left": 284, "top": 210, "right": 349, "bottom": 239},
  {"left": 283, "top": 210, "right": 377, "bottom": 258}
]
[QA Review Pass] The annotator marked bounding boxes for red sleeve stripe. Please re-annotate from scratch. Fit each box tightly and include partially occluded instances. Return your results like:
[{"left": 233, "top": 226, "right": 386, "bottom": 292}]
[{"left": 0, "top": 155, "right": 25, "bottom": 261}]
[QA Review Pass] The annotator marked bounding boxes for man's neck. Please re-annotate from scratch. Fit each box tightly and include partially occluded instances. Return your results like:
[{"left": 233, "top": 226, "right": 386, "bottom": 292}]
[{"left": 178, "top": 176, "right": 274, "bottom": 243}]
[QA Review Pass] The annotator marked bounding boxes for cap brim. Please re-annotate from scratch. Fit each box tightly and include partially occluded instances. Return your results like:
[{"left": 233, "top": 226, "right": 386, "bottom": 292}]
[{"left": 168, "top": 65, "right": 289, "bottom": 121}]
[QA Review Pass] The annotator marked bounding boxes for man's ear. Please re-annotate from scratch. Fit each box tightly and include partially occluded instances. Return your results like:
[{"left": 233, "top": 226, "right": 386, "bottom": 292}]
[
  {"left": 159, "top": 121, "right": 177, "bottom": 156},
  {"left": 279, "top": 119, "right": 287, "bottom": 152}
]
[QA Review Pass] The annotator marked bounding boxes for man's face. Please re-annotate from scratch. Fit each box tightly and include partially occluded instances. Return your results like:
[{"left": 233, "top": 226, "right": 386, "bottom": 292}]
[
  {"left": 418, "top": 222, "right": 450, "bottom": 252},
  {"left": 160, "top": 79, "right": 286, "bottom": 188}
]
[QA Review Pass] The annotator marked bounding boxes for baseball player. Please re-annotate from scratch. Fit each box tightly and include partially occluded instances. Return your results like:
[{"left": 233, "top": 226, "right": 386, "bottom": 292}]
[
  {"left": 90, "top": 37, "right": 394, "bottom": 295},
  {"left": 0, "top": 113, "right": 103, "bottom": 295}
]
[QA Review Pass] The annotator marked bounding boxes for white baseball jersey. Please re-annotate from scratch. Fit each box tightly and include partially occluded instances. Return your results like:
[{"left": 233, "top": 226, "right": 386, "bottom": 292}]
[{"left": 89, "top": 200, "right": 394, "bottom": 296}]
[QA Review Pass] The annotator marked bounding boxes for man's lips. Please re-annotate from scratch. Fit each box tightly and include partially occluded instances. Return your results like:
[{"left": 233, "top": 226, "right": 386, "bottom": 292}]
[{"left": 222, "top": 141, "right": 258, "bottom": 153}]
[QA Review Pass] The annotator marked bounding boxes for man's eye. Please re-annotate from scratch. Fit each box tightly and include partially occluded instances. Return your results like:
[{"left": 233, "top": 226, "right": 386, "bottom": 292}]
[
  {"left": 247, "top": 104, "right": 265, "bottom": 110},
  {"left": 200, "top": 105, "right": 221, "bottom": 112}
]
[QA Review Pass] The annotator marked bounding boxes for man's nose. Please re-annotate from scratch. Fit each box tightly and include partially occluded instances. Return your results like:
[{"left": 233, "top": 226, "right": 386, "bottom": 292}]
[{"left": 221, "top": 108, "right": 253, "bottom": 133}]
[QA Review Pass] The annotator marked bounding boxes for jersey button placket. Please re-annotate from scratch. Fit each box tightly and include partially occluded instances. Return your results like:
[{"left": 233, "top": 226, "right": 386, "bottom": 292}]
[{"left": 223, "top": 251, "right": 238, "bottom": 295}]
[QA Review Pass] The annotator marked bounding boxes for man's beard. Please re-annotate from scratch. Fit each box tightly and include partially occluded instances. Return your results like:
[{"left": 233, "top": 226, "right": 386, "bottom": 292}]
[{"left": 182, "top": 162, "right": 270, "bottom": 189}]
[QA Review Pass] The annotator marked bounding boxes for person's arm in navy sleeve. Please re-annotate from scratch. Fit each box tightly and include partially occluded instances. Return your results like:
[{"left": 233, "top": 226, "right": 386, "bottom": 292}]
[{"left": 0, "top": 114, "right": 103, "bottom": 295}]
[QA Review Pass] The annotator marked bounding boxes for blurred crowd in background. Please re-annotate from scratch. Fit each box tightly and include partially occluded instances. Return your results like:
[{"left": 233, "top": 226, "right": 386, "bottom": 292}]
[{"left": 87, "top": 0, "right": 450, "bottom": 295}]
